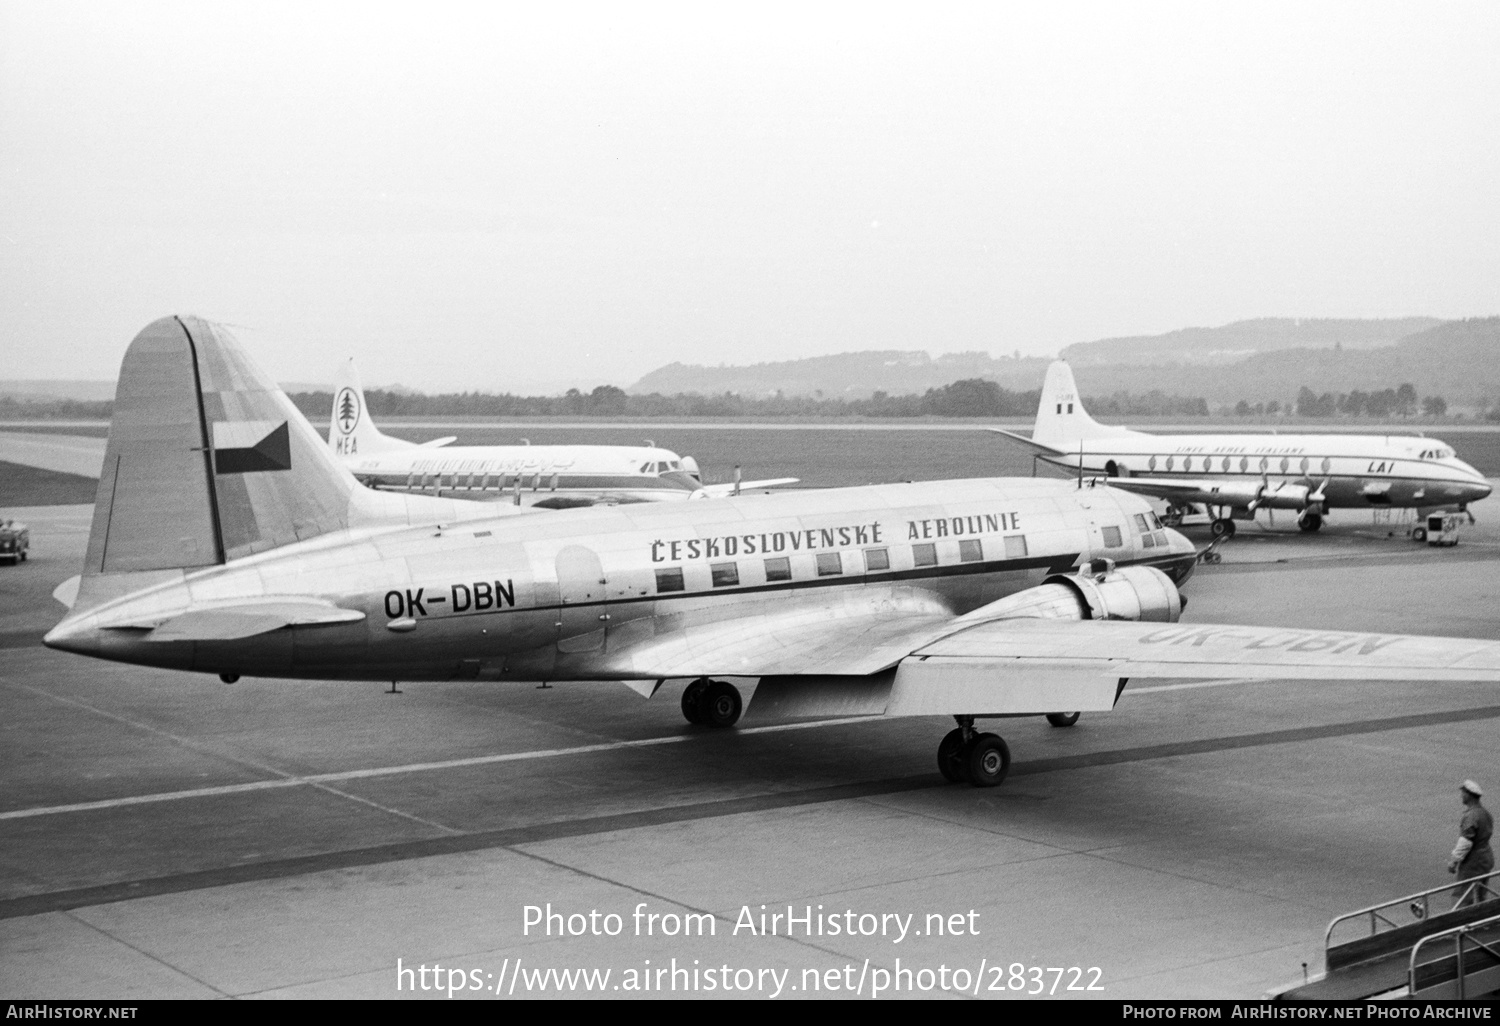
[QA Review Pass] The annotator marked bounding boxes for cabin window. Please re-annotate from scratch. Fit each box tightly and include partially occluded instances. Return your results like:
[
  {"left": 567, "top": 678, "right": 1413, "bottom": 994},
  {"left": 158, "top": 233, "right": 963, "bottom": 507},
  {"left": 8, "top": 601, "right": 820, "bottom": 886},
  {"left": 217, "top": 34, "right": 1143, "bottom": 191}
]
[
  {"left": 1165, "top": 456, "right": 1175, "bottom": 472},
  {"left": 1148, "top": 456, "right": 1157, "bottom": 471},
  {"left": 864, "top": 547, "right": 890, "bottom": 572},
  {"left": 1003, "top": 535, "right": 1028, "bottom": 558},
  {"left": 1056, "top": 404, "right": 1063, "bottom": 414},
  {"left": 479, "top": 473, "right": 492, "bottom": 491},
  {"left": 1259, "top": 457, "right": 1269, "bottom": 472},
  {"left": 1239, "top": 457, "right": 1249, "bottom": 472},
  {"left": 1101, "top": 526, "right": 1123, "bottom": 548},
  {"left": 1299, "top": 457, "right": 1309, "bottom": 474},
  {"left": 912, "top": 543, "right": 938, "bottom": 567},
  {"left": 655, "top": 568, "right": 685, "bottom": 593},
  {"left": 1279, "top": 457, "right": 1290, "bottom": 474},
  {"left": 710, "top": 562, "right": 739, "bottom": 588},
  {"left": 405, "top": 473, "right": 416, "bottom": 489},
  {"left": 958, "top": 539, "right": 983, "bottom": 562},
  {"left": 461, "top": 473, "right": 474, "bottom": 490},
  {"left": 549, "top": 474, "right": 560, "bottom": 491},
  {"left": 816, "top": 552, "right": 843, "bottom": 576},
  {"left": 1321, "top": 457, "right": 1331, "bottom": 474},
  {"left": 763, "top": 557, "right": 791, "bottom": 582},
  {"left": 1133, "top": 513, "right": 1149, "bottom": 532},
  {"left": 1067, "top": 403, "right": 1074, "bottom": 413}
]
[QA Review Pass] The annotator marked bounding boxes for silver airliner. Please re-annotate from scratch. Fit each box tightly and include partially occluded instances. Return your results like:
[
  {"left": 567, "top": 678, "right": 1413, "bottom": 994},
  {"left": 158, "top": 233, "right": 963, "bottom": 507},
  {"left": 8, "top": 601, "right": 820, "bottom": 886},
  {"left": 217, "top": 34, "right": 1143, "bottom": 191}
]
[
  {"left": 994, "top": 362, "right": 1492, "bottom": 536},
  {"left": 329, "top": 360, "right": 796, "bottom": 508},
  {"left": 45, "top": 318, "right": 1500, "bottom": 788}
]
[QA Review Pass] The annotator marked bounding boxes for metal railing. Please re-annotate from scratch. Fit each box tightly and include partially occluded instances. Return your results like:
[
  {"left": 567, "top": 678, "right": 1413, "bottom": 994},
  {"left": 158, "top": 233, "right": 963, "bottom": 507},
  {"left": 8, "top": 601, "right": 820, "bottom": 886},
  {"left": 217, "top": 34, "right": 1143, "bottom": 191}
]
[
  {"left": 1325, "top": 869, "right": 1500, "bottom": 951},
  {"left": 1408, "top": 910, "right": 1500, "bottom": 999}
]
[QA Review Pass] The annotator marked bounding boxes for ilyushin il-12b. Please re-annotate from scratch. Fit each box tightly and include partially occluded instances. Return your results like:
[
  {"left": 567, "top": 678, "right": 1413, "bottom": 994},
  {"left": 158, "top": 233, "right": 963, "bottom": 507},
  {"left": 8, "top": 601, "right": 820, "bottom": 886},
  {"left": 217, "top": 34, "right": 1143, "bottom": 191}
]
[
  {"left": 328, "top": 360, "right": 797, "bottom": 508},
  {"left": 45, "top": 318, "right": 1500, "bottom": 787},
  {"left": 993, "top": 361, "right": 1491, "bottom": 537}
]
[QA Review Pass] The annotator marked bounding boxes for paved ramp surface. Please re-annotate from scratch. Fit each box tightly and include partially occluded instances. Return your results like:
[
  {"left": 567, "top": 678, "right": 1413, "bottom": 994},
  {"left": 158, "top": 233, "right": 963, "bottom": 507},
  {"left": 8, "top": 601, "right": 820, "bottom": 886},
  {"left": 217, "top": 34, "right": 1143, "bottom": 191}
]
[
  {"left": 0, "top": 432, "right": 105, "bottom": 479},
  {"left": 6, "top": 502, "right": 1500, "bottom": 999}
]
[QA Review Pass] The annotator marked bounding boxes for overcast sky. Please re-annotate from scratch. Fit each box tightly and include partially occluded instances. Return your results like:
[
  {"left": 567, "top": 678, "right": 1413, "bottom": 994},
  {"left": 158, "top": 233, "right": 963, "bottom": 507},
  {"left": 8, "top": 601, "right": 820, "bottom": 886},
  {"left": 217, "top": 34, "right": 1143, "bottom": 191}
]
[{"left": 2, "top": 2, "right": 1497, "bottom": 392}]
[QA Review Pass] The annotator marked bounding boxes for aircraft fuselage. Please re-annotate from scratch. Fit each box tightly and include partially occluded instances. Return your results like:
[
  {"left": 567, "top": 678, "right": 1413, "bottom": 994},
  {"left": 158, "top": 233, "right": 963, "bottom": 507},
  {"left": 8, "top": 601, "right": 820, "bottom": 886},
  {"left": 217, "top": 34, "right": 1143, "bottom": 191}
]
[{"left": 45, "top": 478, "right": 1197, "bottom": 683}]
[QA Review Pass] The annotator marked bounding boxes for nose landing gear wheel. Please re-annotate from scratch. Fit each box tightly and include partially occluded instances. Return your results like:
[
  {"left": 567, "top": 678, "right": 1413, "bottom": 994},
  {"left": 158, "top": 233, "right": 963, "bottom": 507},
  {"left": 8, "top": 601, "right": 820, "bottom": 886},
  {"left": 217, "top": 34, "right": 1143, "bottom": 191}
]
[
  {"left": 937, "top": 728, "right": 969, "bottom": 783},
  {"left": 680, "top": 678, "right": 711, "bottom": 724},
  {"left": 1046, "top": 711, "right": 1080, "bottom": 728},
  {"left": 701, "top": 680, "right": 742, "bottom": 727},
  {"left": 965, "top": 734, "right": 1011, "bottom": 787}
]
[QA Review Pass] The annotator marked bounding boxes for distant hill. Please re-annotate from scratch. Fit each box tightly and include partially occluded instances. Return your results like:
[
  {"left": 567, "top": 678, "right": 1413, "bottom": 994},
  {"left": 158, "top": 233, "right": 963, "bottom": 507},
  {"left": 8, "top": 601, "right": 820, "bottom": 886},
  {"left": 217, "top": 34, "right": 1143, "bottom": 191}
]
[
  {"left": 629, "top": 316, "right": 1499, "bottom": 407},
  {"left": 1067, "top": 317, "right": 1500, "bottom": 406},
  {"left": 1059, "top": 317, "right": 1442, "bottom": 367},
  {"left": 631, "top": 351, "right": 1051, "bottom": 398}
]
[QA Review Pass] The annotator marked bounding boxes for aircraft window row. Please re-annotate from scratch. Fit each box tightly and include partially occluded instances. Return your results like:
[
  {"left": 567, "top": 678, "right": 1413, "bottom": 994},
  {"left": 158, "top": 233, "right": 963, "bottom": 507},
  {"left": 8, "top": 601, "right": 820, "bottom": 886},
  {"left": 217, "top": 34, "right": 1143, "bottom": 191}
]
[
  {"left": 652, "top": 537, "right": 1032, "bottom": 595},
  {"left": 1101, "top": 526, "right": 1122, "bottom": 547},
  {"left": 406, "top": 471, "right": 560, "bottom": 492},
  {"left": 1142, "top": 455, "right": 1337, "bottom": 476}
]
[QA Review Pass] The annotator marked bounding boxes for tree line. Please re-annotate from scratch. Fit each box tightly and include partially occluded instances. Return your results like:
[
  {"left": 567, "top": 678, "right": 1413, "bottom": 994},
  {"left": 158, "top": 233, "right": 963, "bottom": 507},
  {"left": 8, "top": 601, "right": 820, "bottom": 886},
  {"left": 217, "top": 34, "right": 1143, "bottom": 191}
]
[
  {"left": 0, "top": 378, "right": 1213, "bottom": 421},
  {"left": 1247, "top": 384, "right": 1451, "bottom": 419}
]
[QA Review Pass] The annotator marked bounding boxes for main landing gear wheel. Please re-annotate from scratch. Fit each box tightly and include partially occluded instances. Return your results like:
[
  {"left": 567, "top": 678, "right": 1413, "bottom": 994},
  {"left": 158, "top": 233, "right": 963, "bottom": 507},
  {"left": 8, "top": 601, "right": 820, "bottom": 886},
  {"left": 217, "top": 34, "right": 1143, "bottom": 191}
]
[
  {"left": 937, "top": 728, "right": 969, "bottom": 782},
  {"left": 1046, "top": 712, "right": 1080, "bottom": 728},
  {"left": 1210, "top": 518, "right": 1235, "bottom": 538},
  {"left": 966, "top": 734, "right": 1011, "bottom": 787},
  {"left": 701, "top": 680, "right": 742, "bottom": 727},
  {"left": 1298, "top": 513, "right": 1323, "bottom": 533},
  {"left": 680, "top": 678, "right": 711, "bottom": 724}
]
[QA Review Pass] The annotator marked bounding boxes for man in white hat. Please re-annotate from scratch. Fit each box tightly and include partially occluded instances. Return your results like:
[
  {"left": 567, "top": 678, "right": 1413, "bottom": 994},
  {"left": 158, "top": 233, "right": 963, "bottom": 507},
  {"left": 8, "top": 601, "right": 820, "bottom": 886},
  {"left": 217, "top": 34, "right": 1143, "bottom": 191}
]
[{"left": 1449, "top": 780, "right": 1494, "bottom": 909}]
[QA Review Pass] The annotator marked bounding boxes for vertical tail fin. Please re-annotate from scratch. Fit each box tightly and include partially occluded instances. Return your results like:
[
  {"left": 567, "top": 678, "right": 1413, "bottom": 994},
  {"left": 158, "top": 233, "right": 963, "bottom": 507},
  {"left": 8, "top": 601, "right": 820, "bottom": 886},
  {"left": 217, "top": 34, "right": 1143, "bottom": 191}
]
[
  {"left": 329, "top": 359, "right": 416, "bottom": 458},
  {"left": 81, "top": 317, "right": 494, "bottom": 594},
  {"left": 1031, "top": 360, "right": 1136, "bottom": 450}
]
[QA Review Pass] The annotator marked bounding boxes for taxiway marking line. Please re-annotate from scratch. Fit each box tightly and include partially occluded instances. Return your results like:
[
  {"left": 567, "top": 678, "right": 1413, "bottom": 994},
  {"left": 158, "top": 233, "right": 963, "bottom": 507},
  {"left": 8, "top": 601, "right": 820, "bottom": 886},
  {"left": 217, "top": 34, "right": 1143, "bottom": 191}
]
[
  {"left": 8, "top": 703, "right": 1500, "bottom": 922},
  {"left": 0, "top": 716, "right": 882, "bottom": 822}
]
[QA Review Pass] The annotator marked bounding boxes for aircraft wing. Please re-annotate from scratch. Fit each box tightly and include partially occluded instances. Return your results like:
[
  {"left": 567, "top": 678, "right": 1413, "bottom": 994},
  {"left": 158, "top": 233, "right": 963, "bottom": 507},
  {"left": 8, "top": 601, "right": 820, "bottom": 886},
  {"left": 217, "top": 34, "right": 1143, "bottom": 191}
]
[
  {"left": 608, "top": 591, "right": 1500, "bottom": 720},
  {"left": 697, "top": 478, "right": 801, "bottom": 498},
  {"left": 1104, "top": 475, "right": 1264, "bottom": 507}
]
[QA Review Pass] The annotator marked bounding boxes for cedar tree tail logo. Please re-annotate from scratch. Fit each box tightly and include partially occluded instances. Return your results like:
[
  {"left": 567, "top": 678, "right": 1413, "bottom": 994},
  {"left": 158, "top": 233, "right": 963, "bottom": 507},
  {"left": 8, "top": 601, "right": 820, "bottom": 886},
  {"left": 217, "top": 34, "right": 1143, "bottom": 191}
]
[
  {"left": 215, "top": 422, "right": 292, "bottom": 474},
  {"left": 336, "top": 387, "right": 360, "bottom": 435}
]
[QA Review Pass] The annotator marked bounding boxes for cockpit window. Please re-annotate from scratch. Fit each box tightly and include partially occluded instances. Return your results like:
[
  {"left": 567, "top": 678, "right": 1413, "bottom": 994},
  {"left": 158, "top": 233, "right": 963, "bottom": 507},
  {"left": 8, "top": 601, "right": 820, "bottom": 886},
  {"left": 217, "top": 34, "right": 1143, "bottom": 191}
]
[
  {"left": 669, "top": 461, "right": 680, "bottom": 469},
  {"left": 656, "top": 461, "right": 670, "bottom": 473}
]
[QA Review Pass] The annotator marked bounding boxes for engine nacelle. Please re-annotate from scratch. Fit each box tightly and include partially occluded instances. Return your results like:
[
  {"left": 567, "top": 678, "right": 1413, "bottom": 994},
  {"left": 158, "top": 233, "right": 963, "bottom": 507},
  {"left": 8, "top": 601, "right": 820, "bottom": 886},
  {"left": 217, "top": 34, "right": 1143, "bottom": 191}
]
[{"left": 973, "top": 561, "right": 1182, "bottom": 624}]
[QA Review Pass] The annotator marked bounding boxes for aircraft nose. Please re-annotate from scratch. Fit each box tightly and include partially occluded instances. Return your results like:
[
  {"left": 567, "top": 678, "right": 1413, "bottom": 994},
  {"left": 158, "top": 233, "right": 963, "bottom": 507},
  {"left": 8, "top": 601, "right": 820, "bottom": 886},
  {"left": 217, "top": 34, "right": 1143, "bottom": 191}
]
[{"left": 1156, "top": 527, "right": 1200, "bottom": 587}]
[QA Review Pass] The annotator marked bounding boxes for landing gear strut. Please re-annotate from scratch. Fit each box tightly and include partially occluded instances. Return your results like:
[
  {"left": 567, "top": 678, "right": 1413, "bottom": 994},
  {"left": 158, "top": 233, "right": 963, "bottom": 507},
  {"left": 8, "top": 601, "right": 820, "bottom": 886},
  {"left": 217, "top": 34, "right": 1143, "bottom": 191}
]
[
  {"left": 936, "top": 716, "right": 1012, "bottom": 787},
  {"left": 681, "top": 678, "right": 742, "bottom": 727}
]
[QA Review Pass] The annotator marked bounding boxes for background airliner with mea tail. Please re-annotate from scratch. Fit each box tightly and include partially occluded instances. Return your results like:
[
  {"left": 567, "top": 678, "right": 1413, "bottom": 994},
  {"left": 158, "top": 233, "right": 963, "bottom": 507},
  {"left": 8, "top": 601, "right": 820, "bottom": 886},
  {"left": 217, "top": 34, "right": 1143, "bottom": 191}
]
[
  {"left": 44, "top": 317, "right": 1500, "bottom": 790},
  {"left": 328, "top": 361, "right": 796, "bottom": 508},
  {"left": 992, "top": 361, "right": 1491, "bottom": 536}
]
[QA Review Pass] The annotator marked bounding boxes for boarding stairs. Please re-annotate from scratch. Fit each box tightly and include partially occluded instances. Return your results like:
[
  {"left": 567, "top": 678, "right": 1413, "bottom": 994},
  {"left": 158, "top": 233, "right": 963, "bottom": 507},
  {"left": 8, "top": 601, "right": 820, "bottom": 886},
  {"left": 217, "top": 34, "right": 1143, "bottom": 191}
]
[{"left": 1273, "top": 871, "right": 1500, "bottom": 1000}]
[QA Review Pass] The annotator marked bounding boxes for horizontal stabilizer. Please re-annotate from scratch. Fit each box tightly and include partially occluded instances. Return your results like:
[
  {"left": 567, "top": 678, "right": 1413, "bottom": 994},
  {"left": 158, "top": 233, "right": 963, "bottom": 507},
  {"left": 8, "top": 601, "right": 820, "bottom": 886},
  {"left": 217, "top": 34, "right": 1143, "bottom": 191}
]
[
  {"left": 986, "top": 427, "right": 1062, "bottom": 455},
  {"left": 132, "top": 601, "right": 365, "bottom": 642}
]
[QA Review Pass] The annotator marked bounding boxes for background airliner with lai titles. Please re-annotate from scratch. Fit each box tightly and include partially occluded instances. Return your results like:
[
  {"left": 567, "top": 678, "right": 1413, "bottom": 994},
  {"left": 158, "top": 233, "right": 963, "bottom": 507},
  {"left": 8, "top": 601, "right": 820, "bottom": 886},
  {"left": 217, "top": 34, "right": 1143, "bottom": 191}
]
[
  {"left": 993, "top": 361, "right": 1491, "bottom": 536},
  {"left": 45, "top": 317, "right": 1500, "bottom": 789},
  {"left": 329, "top": 360, "right": 797, "bottom": 508}
]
